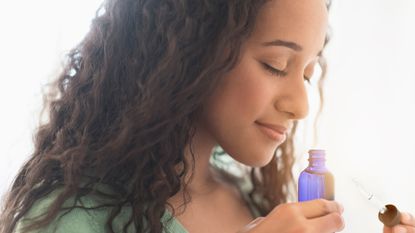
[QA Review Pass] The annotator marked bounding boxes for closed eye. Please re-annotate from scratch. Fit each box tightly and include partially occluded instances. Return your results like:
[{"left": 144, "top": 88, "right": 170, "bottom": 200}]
[
  {"left": 261, "top": 62, "right": 312, "bottom": 84},
  {"left": 261, "top": 62, "right": 287, "bottom": 77}
]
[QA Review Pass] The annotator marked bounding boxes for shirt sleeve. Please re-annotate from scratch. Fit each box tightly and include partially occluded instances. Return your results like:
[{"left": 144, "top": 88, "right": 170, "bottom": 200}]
[
  {"left": 16, "top": 209, "right": 102, "bottom": 233},
  {"left": 14, "top": 190, "right": 103, "bottom": 233}
]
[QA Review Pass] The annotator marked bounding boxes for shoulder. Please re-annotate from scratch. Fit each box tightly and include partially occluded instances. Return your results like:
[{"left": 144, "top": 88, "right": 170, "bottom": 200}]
[{"left": 14, "top": 188, "right": 133, "bottom": 233}]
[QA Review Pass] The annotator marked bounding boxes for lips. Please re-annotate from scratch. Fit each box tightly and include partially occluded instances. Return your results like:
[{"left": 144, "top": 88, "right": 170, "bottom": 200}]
[
  {"left": 255, "top": 121, "right": 287, "bottom": 142},
  {"left": 255, "top": 121, "right": 288, "bottom": 135}
]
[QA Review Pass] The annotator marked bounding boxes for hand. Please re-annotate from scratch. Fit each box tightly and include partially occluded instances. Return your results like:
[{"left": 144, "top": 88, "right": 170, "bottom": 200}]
[
  {"left": 237, "top": 199, "right": 345, "bottom": 233},
  {"left": 383, "top": 212, "right": 415, "bottom": 233}
]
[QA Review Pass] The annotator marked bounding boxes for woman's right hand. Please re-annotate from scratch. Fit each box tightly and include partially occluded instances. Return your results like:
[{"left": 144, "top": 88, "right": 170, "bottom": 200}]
[{"left": 238, "top": 199, "right": 345, "bottom": 233}]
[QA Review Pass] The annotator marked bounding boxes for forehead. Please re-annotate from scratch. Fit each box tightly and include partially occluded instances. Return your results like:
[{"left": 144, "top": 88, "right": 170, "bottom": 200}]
[{"left": 248, "top": 0, "right": 328, "bottom": 54}]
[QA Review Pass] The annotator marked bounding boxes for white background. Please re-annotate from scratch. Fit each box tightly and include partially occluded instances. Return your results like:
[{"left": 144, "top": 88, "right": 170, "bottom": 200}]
[{"left": 1, "top": 1, "right": 414, "bottom": 232}]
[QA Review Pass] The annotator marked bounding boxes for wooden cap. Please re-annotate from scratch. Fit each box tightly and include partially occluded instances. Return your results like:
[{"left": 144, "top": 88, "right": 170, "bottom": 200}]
[{"left": 378, "top": 204, "right": 401, "bottom": 227}]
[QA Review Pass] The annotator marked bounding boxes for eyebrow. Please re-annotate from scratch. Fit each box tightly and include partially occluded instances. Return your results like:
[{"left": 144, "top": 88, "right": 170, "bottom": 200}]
[
  {"left": 262, "top": 39, "right": 323, "bottom": 57},
  {"left": 262, "top": 39, "right": 303, "bottom": 51}
]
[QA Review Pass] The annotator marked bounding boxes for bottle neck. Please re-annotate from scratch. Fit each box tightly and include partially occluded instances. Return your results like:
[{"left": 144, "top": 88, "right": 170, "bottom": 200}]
[
  {"left": 308, "top": 157, "right": 327, "bottom": 168},
  {"left": 306, "top": 150, "right": 328, "bottom": 172}
]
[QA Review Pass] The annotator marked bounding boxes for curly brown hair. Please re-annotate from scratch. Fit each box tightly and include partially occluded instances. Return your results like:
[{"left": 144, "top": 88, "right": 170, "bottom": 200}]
[{"left": 0, "top": 0, "right": 331, "bottom": 233}]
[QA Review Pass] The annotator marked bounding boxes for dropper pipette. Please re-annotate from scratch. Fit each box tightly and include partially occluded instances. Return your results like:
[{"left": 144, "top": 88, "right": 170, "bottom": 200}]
[
  {"left": 352, "top": 178, "right": 401, "bottom": 227},
  {"left": 352, "top": 178, "right": 386, "bottom": 214}
]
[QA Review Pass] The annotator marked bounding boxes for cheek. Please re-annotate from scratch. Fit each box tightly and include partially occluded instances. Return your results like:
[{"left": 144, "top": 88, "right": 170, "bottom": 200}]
[
  {"left": 215, "top": 60, "right": 271, "bottom": 121},
  {"left": 202, "top": 60, "right": 279, "bottom": 167}
]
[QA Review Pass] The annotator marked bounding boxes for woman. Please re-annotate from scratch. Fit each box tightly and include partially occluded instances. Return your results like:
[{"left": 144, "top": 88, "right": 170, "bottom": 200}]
[{"left": 1, "top": 0, "right": 414, "bottom": 232}]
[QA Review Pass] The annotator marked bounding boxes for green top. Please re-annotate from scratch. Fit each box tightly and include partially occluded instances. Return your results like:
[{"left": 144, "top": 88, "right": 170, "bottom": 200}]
[
  {"left": 14, "top": 189, "right": 187, "bottom": 233},
  {"left": 14, "top": 177, "right": 261, "bottom": 233}
]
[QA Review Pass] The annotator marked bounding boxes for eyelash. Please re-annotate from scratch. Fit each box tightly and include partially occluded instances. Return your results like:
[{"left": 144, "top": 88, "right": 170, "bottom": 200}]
[{"left": 261, "top": 62, "right": 311, "bottom": 84}]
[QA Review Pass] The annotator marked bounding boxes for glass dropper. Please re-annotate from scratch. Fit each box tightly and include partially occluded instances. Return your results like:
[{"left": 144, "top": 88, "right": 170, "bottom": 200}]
[{"left": 352, "top": 178, "right": 387, "bottom": 214}]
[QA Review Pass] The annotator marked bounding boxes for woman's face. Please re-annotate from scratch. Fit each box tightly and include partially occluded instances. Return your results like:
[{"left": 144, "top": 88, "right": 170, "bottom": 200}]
[{"left": 200, "top": 0, "right": 328, "bottom": 167}]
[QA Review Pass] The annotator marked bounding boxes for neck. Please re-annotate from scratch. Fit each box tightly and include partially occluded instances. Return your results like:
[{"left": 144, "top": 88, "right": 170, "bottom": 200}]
[
  {"left": 166, "top": 123, "right": 226, "bottom": 213},
  {"left": 177, "top": 122, "right": 222, "bottom": 195}
]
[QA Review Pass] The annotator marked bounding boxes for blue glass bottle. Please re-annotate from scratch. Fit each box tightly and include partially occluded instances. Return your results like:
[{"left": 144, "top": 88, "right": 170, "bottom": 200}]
[{"left": 298, "top": 149, "right": 334, "bottom": 202}]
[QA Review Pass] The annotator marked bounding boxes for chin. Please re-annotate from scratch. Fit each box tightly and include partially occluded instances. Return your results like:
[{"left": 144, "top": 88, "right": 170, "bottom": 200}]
[
  {"left": 220, "top": 137, "right": 281, "bottom": 168},
  {"left": 251, "top": 155, "right": 275, "bottom": 167},
  {"left": 234, "top": 150, "right": 276, "bottom": 168}
]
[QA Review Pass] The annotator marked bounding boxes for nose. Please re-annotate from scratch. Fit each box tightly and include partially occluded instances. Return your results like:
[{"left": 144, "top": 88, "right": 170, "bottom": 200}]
[{"left": 274, "top": 74, "right": 309, "bottom": 120}]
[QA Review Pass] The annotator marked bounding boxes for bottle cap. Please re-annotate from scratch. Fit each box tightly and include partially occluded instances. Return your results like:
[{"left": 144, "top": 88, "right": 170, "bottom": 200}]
[{"left": 378, "top": 204, "right": 401, "bottom": 227}]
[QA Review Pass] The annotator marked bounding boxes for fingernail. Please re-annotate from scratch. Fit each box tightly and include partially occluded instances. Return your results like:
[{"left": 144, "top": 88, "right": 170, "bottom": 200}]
[
  {"left": 402, "top": 212, "right": 414, "bottom": 224},
  {"left": 249, "top": 217, "right": 264, "bottom": 226},
  {"left": 408, "top": 213, "right": 414, "bottom": 222},
  {"left": 403, "top": 213, "right": 411, "bottom": 221}
]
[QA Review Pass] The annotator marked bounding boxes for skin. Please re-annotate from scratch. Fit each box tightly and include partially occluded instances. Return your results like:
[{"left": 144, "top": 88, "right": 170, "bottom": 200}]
[
  {"left": 167, "top": 0, "right": 415, "bottom": 232},
  {"left": 383, "top": 213, "right": 415, "bottom": 233}
]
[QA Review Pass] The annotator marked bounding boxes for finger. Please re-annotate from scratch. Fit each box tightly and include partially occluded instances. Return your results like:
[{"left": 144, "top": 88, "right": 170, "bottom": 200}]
[
  {"left": 384, "top": 225, "right": 393, "bottom": 233},
  {"left": 383, "top": 226, "right": 404, "bottom": 233},
  {"left": 388, "top": 225, "right": 415, "bottom": 233},
  {"left": 309, "top": 212, "right": 345, "bottom": 233},
  {"left": 298, "top": 199, "right": 344, "bottom": 218},
  {"left": 405, "top": 226, "right": 415, "bottom": 233},
  {"left": 401, "top": 213, "right": 415, "bottom": 226}
]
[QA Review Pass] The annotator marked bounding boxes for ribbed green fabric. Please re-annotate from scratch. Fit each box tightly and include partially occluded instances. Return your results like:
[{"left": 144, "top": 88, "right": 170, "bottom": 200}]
[
  {"left": 14, "top": 177, "right": 259, "bottom": 233},
  {"left": 14, "top": 188, "right": 188, "bottom": 233}
]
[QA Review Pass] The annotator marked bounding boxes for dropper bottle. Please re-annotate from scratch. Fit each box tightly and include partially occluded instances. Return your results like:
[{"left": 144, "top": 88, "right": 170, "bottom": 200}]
[{"left": 298, "top": 149, "right": 335, "bottom": 201}]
